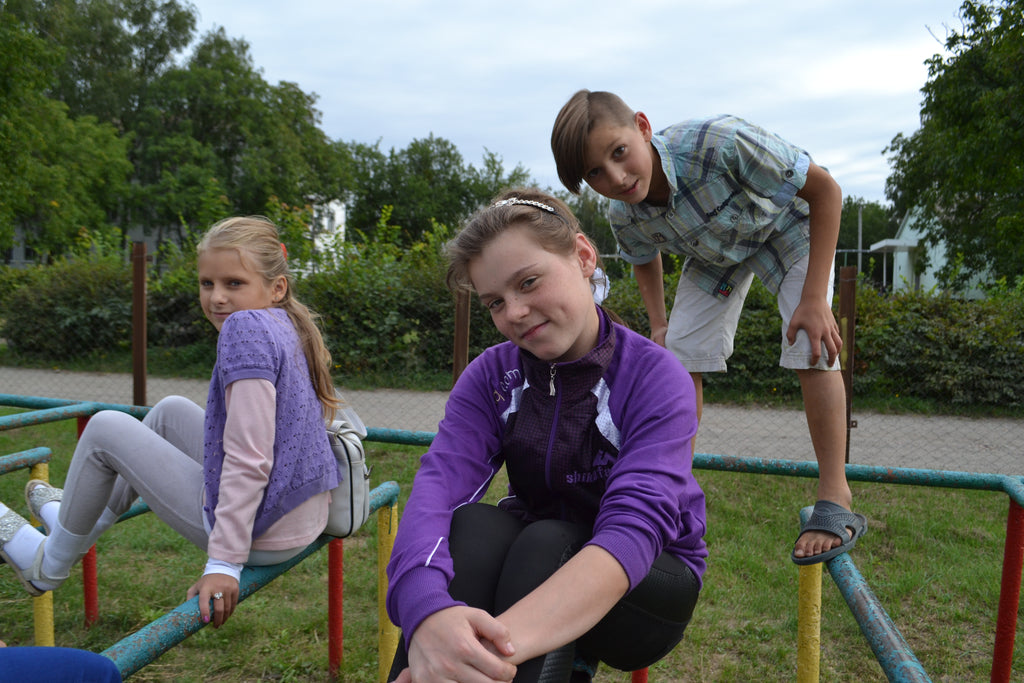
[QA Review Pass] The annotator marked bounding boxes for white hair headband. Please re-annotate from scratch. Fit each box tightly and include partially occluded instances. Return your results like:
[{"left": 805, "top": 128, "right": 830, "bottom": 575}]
[{"left": 490, "top": 198, "right": 558, "bottom": 214}]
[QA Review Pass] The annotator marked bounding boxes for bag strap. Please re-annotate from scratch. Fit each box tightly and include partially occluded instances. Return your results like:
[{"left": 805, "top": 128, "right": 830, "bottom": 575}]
[{"left": 331, "top": 391, "right": 367, "bottom": 439}]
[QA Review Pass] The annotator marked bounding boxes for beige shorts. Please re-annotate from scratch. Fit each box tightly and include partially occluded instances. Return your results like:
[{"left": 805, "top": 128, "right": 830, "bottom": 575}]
[{"left": 666, "top": 254, "right": 840, "bottom": 373}]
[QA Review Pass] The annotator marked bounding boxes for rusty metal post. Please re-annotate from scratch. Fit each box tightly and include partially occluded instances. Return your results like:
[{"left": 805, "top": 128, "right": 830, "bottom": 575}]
[
  {"left": 838, "top": 266, "right": 857, "bottom": 464},
  {"left": 452, "top": 289, "right": 471, "bottom": 386},
  {"left": 132, "top": 242, "right": 147, "bottom": 407}
]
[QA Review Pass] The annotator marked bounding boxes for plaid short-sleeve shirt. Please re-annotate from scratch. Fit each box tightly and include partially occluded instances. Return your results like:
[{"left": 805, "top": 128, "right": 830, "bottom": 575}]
[{"left": 609, "top": 115, "right": 814, "bottom": 299}]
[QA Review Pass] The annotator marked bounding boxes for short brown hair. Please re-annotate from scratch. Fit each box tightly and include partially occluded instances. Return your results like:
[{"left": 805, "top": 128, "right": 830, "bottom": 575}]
[{"left": 551, "top": 90, "right": 636, "bottom": 194}]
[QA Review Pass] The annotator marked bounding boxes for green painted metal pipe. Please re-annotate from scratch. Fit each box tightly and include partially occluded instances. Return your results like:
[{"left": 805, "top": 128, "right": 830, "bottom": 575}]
[
  {"left": 101, "top": 482, "right": 400, "bottom": 678},
  {"left": 0, "top": 448, "right": 52, "bottom": 476}
]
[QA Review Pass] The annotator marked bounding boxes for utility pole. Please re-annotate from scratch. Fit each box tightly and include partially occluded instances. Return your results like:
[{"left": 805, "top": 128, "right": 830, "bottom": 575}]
[{"left": 857, "top": 203, "right": 863, "bottom": 274}]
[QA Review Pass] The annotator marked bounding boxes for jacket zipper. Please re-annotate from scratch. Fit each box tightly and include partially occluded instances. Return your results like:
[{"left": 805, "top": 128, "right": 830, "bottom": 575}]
[{"left": 545, "top": 362, "right": 559, "bottom": 490}]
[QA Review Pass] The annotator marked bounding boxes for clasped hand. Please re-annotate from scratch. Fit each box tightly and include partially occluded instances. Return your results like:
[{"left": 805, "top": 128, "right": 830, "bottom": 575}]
[{"left": 394, "top": 605, "right": 517, "bottom": 683}]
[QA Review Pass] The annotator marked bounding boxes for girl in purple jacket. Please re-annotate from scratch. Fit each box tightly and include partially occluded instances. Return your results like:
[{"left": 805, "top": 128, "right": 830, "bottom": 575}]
[{"left": 386, "top": 188, "right": 707, "bottom": 683}]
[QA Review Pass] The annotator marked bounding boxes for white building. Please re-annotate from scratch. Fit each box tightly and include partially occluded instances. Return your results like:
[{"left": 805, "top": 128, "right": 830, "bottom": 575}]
[{"left": 870, "top": 208, "right": 987, "bottom": 299}]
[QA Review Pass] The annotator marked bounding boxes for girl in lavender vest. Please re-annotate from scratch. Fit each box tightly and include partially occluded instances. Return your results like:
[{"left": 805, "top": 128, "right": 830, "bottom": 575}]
[
  {"left": 0, "top": 216, "right": 340, "bottom": 628},
  {"left": 386, "top": 189, "right": 707, "bottom": 682}
]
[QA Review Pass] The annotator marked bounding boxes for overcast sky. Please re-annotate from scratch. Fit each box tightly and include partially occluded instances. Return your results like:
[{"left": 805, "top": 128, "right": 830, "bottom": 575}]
[{"left": 185, "top": 1, "right": 967, "bottom": 204}]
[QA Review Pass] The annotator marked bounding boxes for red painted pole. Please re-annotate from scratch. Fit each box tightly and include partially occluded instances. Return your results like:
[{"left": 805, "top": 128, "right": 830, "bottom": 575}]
[
  {"left": 77, "top": 416, "right": 100, "bottom": 627},
  {"left": 631, "top": 668, "right": 649, "bottom": 683},
  {"left": 328, "top": 538, "right": 344, "bottom": 681},
  {"left": 82, "top": 546, "right": 99, "bottom": 626},
  {"left": 991, "top": 499, "right": 1023, "bottom": 683}
]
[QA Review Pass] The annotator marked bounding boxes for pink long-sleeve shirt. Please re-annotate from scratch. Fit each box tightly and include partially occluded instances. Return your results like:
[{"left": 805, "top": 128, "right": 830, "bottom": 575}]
[{"left": 207, "top": 378, "right": 328, "bottom": 566}]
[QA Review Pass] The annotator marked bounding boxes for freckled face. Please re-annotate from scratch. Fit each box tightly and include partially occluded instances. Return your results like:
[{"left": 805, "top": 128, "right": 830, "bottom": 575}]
[
  {"left": 198, "top": 247, "right": 286, "bottom": 331},
  {"left": 469, "top": 225, "right": 600, "bottom": 363}
]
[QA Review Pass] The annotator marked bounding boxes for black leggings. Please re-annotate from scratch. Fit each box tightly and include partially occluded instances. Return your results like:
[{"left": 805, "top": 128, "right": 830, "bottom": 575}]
[{"left": 389, "top": 504, "right": 700, "bottom": 682}]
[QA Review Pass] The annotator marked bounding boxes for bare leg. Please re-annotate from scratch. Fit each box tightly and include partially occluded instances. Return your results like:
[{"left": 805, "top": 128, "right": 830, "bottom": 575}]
[{"left": 792, "top": 368, "right": 852, "bottom": 560}]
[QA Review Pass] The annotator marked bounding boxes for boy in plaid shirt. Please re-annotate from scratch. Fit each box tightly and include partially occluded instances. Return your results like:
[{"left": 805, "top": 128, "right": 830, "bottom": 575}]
[{"left": 552, "top": 89, "right": 866, "bottom": 565}]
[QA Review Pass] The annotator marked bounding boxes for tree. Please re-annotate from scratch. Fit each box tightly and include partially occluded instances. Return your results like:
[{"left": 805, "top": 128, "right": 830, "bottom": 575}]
[
  {"left": 4, "top": 0, "right": 197, "bottom": 129},
  {"left": 88, "top": 22, "right": 349, "bottom": 246},
  {"left": 345, "top": 135, "right": 532, "bottom": 244},
  {"left": 559, "top": 188, "right": 613, "bottom": 254},
  {"left": 465, "top": 147, "right": 533, "bottom": 206},
  {"left": 138, "top": 28, "right": 350, "bottom": 235},
  {"left": 0, "top": 11, "right": 56, "bottom": 240},
  {"left": 6, "top": 1, "right": 350, "bottom": 254},
  {"left": 886, "top": 0, "right": 1024, "bottom": 287},
  {"left": 0, "top": 11, "right": 130, "bottom": 260}
]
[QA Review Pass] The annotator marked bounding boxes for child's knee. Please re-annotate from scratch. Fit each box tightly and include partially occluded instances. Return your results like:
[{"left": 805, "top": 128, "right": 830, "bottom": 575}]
[{"left": 85, "top": 409, "right": 138, "bottom": 434}]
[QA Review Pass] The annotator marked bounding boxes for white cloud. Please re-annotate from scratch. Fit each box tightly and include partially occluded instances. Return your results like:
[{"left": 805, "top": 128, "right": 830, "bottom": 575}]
[
  {"left": 797, "top": 42, "right": 942, "bottom": 98},
  {"left": 186, "top": 0, "right": 965, "bottom": 202}
]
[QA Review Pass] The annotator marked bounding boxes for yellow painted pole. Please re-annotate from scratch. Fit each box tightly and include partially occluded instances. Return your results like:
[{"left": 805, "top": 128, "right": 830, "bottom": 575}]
[
  {"left": 796, "top": 562, "right": 822, "bottom": 682},
  {"left": 32, "top": 593, "right": 55, "bottom": 647},
  {"left": 28, "top": 463, "right": 55, "bottom": 647},
  {"left": 377, "top": 501, "right": 400, "bottom": 683}
]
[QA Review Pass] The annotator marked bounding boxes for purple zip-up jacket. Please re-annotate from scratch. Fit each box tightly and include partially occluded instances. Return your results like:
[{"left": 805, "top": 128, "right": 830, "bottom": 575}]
[{"left": 386, "top": 308, "right": 707, "bottom": 640}]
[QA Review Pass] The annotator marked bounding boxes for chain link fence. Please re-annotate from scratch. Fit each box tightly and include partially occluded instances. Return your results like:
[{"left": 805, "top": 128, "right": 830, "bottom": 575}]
[{"left": 3, "top": 365, "right": 1020, "bottom": 478}]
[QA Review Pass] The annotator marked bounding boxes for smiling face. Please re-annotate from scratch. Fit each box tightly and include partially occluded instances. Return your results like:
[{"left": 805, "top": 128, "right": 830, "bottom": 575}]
[
  {"left": 469, "top": 225, "right": 600, "bottom": 363},
  {"left": 582, "top": 112, "right": 668, "bottom": 205},
  {"left": 198, "top": 247, "right": 286, "bottom": 331}
]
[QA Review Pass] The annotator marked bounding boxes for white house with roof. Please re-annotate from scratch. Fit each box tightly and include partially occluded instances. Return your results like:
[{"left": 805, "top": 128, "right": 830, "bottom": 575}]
[{"left": 870, "top": 208, "right": 987, "bottom": 298}]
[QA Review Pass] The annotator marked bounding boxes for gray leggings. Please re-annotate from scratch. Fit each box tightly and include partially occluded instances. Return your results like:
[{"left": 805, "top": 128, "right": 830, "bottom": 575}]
[{"left": 59, "top": 395, "right": 302, "bottom": 566}]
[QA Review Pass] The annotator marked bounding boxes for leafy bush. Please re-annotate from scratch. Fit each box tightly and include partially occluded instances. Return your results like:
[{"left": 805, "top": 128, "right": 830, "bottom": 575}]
[
  {"left": 854, "top": 284, "right": 1024, "bottom": 407},
  {"left": 2, "top": 228, "right": 1022, "bottom": 413},
  {"left": 602, "top": 264, "right": 656, "bottom": 336},
  {"left": 0, "top": 266, "right": 34, "bottom": 309},
  {"left": 1, "top": 256, "right": 131, "bottom": 359},
  {"left": 301, "top": 215, "right": 503, "bottom": 387},
  {"left": 607, "top": 268, "right": 1024, "bottom": 410},
  {"left": 146, "top": 240, "right": 217, "bottom": 349}
]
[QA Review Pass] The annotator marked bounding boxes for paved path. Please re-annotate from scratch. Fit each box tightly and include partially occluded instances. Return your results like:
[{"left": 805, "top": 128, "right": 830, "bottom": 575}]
[{"left": 1, "top": 367, "right": 1021, "bottom": 476}]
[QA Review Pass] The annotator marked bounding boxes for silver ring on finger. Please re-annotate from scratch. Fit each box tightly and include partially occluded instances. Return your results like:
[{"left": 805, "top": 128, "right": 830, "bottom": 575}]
[{"left": 213, "top": 592, "right": 224, "bottom": 600}]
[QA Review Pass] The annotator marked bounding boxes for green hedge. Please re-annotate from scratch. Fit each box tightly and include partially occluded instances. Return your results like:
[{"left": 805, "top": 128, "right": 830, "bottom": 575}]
[
  {"left": 853, "top": 285, "right": 1024, "bottom": 407},
  {"left": 1, "top": 257, "right": 132, "bottom": 359},
  {"left": 2, "top": 243, "right": 1022, "bottom": 412}
]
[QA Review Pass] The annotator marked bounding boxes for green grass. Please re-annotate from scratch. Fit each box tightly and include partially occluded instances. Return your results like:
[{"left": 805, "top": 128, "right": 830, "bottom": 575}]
[{"left": 0, "top": 408, "right": 1021, "bottom": 681}]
